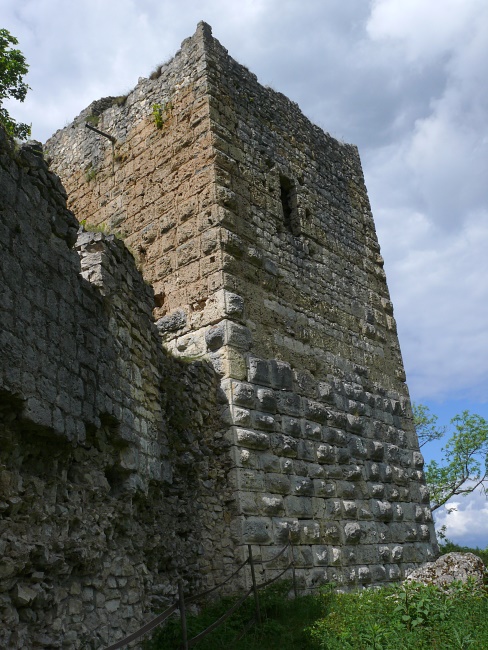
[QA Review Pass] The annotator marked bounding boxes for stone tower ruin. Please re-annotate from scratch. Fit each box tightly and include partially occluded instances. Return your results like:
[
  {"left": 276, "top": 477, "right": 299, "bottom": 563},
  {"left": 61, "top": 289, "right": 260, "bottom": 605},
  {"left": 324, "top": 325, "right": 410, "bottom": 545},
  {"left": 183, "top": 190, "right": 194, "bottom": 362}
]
[
  {"left": 1, "top": 21, "right": 437, "bottom": 649},
  {"left": 47, "top": 20, "right": 437, "bottom": 582}
]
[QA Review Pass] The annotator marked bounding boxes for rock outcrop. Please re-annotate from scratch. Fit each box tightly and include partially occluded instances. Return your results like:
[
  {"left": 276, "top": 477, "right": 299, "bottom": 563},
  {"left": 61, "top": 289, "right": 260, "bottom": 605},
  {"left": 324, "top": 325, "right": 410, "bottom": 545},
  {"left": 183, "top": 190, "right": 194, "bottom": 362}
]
[{"left": 406, "top": 552, "right": 486, "bottom": 589}]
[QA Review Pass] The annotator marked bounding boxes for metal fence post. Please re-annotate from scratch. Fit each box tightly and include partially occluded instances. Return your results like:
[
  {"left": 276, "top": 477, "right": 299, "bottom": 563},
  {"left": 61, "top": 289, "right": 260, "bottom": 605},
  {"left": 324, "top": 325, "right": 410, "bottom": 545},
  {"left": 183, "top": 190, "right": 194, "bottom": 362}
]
[
  {"left": 288, "top": 531, "right": 298, "bottom": 598},
  {"left": 178, "top": 580, "right": 189, "bottom": 650},
  {"left": 248, "top": 544, "right": 262, "bottom": 625}
]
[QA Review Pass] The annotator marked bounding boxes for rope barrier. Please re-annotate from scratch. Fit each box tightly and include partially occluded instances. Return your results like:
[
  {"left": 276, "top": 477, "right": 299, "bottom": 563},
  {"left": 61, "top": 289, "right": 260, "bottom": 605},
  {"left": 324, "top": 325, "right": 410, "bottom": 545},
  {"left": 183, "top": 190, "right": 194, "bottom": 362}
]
[{"left": 100, "top": 536, "right": 297, "bottom": 649}]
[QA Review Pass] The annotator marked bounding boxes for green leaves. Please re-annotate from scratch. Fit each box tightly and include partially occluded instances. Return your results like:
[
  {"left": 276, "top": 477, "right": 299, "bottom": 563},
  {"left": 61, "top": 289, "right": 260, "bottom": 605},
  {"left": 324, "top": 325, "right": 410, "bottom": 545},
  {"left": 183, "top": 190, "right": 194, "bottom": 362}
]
[
  {"left": 413, "top": 404, "right": 488, "bottom": 511},
  {"left": 391, "top": 582, "right": 455, "bottom": 632},
  {"left": 308, "top": 579, "right": 488, "bottom": 650},
  {"left": 412, "top": 403, "right": 446, "bottom": 447},
  {"left": 0, "top": 28, "right": 31, "bottom": 139}
]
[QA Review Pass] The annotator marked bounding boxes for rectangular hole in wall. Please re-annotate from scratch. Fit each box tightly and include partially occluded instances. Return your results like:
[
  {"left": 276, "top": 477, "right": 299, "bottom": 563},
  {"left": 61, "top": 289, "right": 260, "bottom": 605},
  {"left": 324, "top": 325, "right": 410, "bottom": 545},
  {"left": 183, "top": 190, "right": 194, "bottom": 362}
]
[{"left": 280, "top": 174, "right": 299, "bottom": 235}]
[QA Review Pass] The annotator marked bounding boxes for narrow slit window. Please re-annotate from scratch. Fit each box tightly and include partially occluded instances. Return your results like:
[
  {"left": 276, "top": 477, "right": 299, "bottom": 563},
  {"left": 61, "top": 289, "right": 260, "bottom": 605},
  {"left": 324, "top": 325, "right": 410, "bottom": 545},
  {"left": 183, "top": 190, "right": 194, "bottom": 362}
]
[{"left": 280, "top": 174, "right": 299, "bottom": 234}]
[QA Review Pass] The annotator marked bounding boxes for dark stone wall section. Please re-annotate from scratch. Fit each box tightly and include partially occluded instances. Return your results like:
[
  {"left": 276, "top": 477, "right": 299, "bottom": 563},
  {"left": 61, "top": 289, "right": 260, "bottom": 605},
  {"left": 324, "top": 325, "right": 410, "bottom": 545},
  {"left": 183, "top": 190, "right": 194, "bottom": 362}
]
[{"left": 0, "top": 127, "right": 234, "bottom": 649}]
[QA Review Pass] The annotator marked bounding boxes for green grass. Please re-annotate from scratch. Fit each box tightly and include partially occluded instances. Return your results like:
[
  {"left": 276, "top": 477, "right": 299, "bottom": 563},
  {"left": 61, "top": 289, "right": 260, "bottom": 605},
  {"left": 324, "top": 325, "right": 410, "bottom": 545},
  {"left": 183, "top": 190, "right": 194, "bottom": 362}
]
[
  {"left": 144, "top": 581, "right": 323, "bottom": 650},
  {"left": 145, "top": 546, "right": 488, "bottom": 650}
]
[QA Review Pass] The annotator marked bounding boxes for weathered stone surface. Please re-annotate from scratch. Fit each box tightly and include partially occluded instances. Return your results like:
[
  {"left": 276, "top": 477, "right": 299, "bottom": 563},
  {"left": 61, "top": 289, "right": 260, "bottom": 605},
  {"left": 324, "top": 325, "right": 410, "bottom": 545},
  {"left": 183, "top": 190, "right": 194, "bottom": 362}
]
[
  {"left": 405, "top": 552, "right": 486, "bottom": 589},
  {"left": 0, "top": 18, "right": 440, "bottom": 649},
  {"left": 0, "top": 122, "right": 235, "bottom": 649},
  {"left": 156, "top": 309, "right": 187, "bottom": 333}
]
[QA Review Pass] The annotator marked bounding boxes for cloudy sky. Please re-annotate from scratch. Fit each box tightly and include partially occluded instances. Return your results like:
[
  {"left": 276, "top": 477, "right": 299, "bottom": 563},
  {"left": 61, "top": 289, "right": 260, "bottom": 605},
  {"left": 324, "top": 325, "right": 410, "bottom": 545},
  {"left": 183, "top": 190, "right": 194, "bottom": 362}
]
[{"left": 3, "top": 0, "right": 488, "bottom": 546}]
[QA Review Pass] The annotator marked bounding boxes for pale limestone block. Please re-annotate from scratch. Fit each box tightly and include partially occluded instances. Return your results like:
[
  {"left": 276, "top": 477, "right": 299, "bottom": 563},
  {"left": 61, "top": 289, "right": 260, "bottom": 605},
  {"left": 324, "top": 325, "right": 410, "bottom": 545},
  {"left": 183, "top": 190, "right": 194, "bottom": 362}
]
[{"left": 231, "top": 406, "right": 252, "bottom": 426}]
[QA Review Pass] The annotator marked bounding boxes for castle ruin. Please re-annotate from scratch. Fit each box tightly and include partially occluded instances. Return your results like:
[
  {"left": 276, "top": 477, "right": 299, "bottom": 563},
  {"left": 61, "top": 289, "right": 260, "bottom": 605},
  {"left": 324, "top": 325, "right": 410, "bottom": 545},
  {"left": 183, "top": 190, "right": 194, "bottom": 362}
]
[{"left": 0, "top": 22, "right": 437, "bottom": 649}]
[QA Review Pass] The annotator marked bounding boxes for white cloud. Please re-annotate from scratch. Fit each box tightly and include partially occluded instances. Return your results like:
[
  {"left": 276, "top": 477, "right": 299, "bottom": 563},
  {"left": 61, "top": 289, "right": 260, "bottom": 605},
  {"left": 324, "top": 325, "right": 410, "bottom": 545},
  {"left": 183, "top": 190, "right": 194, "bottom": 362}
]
[{"left": 435, "top": 489, "right": 488, "bottom": 549}]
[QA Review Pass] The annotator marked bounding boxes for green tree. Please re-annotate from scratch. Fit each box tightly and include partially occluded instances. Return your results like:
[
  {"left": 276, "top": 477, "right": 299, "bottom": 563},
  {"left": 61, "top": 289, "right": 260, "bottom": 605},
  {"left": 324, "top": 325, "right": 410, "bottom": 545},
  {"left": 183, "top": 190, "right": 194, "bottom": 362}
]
[
  {"left": 0, "top": 28, "right": 31, "bottom": 139},
  {"left": 413, "top": 404, "right": 488, "bottom": 512}
]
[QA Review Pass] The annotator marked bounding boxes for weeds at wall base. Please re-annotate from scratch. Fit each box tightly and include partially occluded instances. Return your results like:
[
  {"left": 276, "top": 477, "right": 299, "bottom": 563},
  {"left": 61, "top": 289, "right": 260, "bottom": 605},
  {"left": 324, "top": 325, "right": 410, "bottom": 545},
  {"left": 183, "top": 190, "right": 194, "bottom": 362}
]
[
  {"left": 308, "top": 578, "right": 488, "bottom": 650},
  {"left": 144, "top": 581, "right": 324, "bottom": 650},
  {"left": 144, "top": 575, "right": 488, "bottom": 650}
]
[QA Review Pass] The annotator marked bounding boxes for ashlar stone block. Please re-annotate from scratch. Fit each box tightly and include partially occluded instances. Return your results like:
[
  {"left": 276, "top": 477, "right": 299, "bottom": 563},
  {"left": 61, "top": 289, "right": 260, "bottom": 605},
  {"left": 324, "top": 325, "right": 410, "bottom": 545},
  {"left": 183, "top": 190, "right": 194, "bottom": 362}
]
[
  {"left": 272, "top": 517, "right": 300, "bottom": 544},
  {"left": 256, "top": 387, "right": 276, "bottom": 413},
  {"left": 291, "top": 476, "right": 314, "bottom": 496},
  {"left": 313, "top": 545, "right": 329, "bottom": 566},
  {"left": 241, "top": 517, "right": 273, "bottom": 544},
  {"left": 231, "top": 380, "right": 255, "bottom": 407},
  {"left": 235, "top": 428, "right": 270, "bottom": 450},
  {"left": 344, "top": 522, "right": 362, "bottom": 544},
  {"left": 270, "top": 360, "right": 293, "bottom": 390},
  {"left": 316, "top": 443, "right": 336, "bottom": 464},
  {"left": 258, "top": 452, "right": 281, "bottom": 472},
  {"left": 276, "top": 391, "right": 302, "bottom": 416},
  {"left": 258, "top": 494, "right": 284, "bottom": 516},
  {"left": 265, "top": 473, "right": 291, "bottom": 495},
  {"left": 304, "top": 399, "right": 329, "bottom": 424},
  {"left": 284, "top": 496, "right": 313, "bottom": 518},
  {"left": 248, "top": 357, "right": 271, "bottom": 385},
  {"left": 282, "top": 416, "right": 302, "bottom": 437},
  {"left": 299, "top": 520, "right": 320, "bottom": 544}
]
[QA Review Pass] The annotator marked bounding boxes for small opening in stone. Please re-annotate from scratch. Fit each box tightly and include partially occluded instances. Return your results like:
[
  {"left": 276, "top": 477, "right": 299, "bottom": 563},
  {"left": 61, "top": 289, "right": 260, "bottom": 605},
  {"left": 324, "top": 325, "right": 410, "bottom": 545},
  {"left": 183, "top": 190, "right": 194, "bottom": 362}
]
[
  {"left": 154, "top": 293, "right": 165, "bottom": 308},
  {"left": 280, "top": 175, "right": 293, "bottom": 225},
  {"left": 280, "top": 175, "right": 299, "bottom": 235}
]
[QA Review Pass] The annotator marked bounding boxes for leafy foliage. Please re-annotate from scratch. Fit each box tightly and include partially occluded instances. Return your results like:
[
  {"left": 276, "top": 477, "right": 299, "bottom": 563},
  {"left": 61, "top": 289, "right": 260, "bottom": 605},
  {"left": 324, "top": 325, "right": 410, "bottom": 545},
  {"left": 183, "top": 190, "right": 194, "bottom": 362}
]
[
  {"left": 151, "top": 101, "right": 172, "bottom": 129},
  {"left": 414, "top": 405, "right": 488, "bottom": 511},
  {"left": 413, "top": 403, "right": 446, "bottom": 448},
  {"left": 308, "top": 579, "right": 488, "bottom": 650},
  {"left": 0, "top": 28, "right": 31, "bottom": 139},
  {"left": 144, "top": 568, "right": 488, "bottom": 650},
  {"left": 152, "top": 103, "right": 164, "bottom": 129}
]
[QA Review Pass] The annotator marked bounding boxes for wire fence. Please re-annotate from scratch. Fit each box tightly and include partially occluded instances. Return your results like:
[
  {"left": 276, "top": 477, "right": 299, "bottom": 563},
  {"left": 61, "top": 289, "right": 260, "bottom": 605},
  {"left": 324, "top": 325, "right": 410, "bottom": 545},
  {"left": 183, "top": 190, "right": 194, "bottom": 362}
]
[{"left": 103, "top": 535, "right": 298, "bottom": 650}]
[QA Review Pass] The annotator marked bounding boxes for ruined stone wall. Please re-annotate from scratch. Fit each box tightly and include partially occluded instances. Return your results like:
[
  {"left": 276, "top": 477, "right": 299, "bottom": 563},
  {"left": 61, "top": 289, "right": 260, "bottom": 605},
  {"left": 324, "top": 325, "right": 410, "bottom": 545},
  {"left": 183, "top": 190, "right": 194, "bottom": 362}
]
[
  {"left": 46, "top": 22, "right": 223, "bottom": 337},
  {"left": 0, "top": 128, "right": 235, "bottom": 649},
  {"left": 45, "top": 22, "right": 437, "bottom": 596}
]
